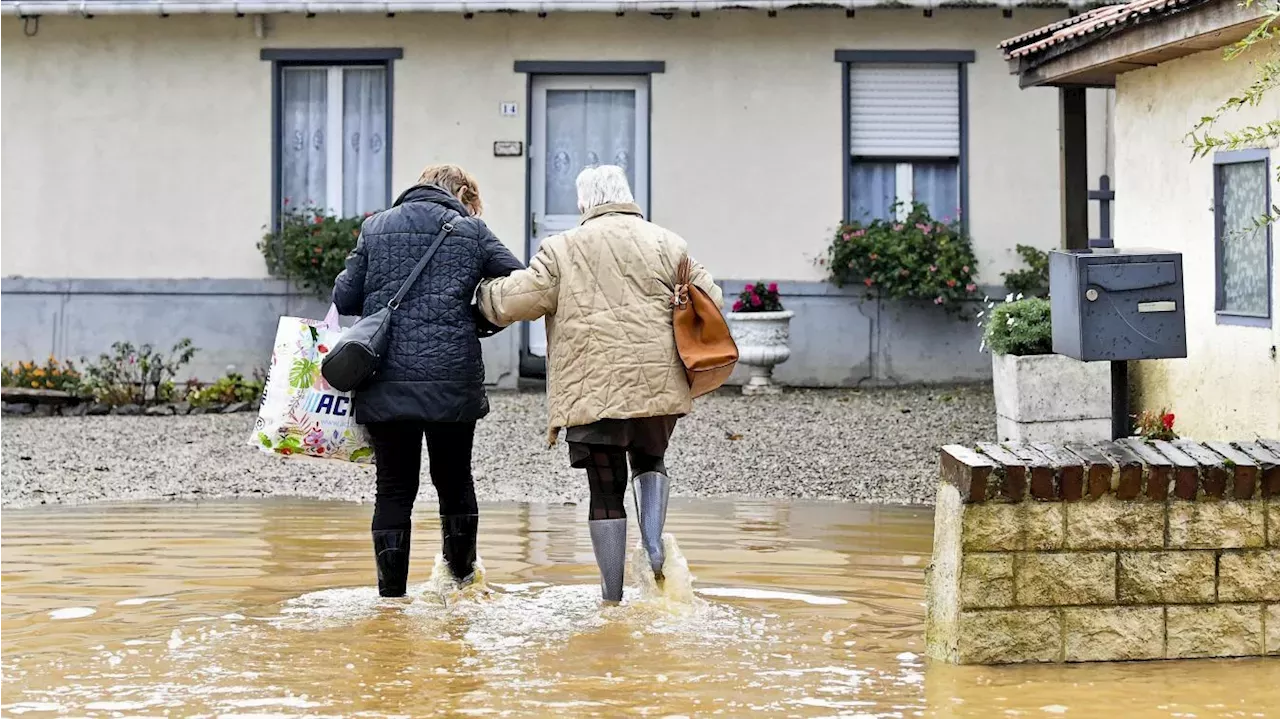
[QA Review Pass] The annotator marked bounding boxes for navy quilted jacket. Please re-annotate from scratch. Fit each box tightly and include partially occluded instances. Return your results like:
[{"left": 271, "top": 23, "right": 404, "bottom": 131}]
[{"left": 332, "top": 184, "right": 524, "bottom": 424}]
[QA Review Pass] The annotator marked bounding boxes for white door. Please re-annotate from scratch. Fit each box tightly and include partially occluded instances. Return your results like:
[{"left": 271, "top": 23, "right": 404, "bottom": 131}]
[{"left": 527, "top": 75, "right": 650, "bottom": 359}]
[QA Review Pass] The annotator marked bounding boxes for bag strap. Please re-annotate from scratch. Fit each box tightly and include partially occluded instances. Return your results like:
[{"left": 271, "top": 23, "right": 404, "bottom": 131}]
[
  {"left": 671, "top": 255, "right": 693, "bottom": 308},
  {"left": 388, "top": 211, "right": 461, "bottom": 311}
]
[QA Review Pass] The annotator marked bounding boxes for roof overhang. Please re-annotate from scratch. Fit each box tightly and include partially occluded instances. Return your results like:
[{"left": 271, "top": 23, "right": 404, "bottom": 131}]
[
  {"left": 0, "top": 0, "right": 1119, "bottom": 17},
  {"left": 1008, "top": 0, "right": 1269, "bottom": 87}
]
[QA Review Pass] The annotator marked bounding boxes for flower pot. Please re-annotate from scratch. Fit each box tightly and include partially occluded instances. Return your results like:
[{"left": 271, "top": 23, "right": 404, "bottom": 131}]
[
  {"left": 726, "top": 310, "right": 795, "bottom": 396},
  {"left": 991, "top": 352, "right": 1111, "bottom": 443}
]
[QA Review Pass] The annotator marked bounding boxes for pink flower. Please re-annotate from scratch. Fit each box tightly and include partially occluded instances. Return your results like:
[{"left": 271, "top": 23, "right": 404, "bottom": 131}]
[
  {"left": 928, "top": 265, "right": 938, "bottom": 273},
  {"left": 934, "top": 296, "right": 945, "bottom": 305},
  {"left": 283, "top": 197, "right": 292, "bottom": 206},
  {"left": 962, "top": 265, "right": 970, "bottom": 273},
  {"left": 946, "top": 279, "right": 957, "bottom": 288},
  {"left": 853, "top": 229, "right": 866, "bottom": 237},
  {"left": 750, "top": 293, "right": 762, "bottom": 307},
  {"left": 843, "top": 233, "right": 851, "bottom": 241},
  {"left": 893, "top": 224, "right": 904, "bottom": 232},
  {"left": 744, "top": 284, "right": 754, "bottom": 292},
  {"left": 864, "top": 277, "right": 875, "bottom": 287},
  {"left": 768, "top": 282, "right": 778, "bottom": 293},
  {"left": 965, "top": 283, "right": 977, "bottom": 292},
  {"left": 732, "top": 300, "right": 744, "bottom": 312}
]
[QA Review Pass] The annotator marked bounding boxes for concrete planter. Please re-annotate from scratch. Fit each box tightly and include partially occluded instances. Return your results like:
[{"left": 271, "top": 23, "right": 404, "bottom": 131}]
[
  {"left": 726, "top": 310, "right": 795, "bottom": 395},
  {"left": 991, "top": 352, "right": 1110, "bottom": 443}
]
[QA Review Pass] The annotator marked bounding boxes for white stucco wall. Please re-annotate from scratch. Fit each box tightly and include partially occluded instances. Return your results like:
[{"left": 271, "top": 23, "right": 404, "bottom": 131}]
[
  {"left": 1114, "top": 47, "right": 1280, "bottom": 440},
  {"left": 1, "top": 9, "right": 1106, "bottom": 285}
]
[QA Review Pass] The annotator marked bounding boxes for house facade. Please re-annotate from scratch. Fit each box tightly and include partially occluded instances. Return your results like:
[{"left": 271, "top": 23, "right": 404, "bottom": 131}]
[
  {"left": 1003, "top": 0, "right": 1280, "bottom": 439},
  {"left": 1, "top": 2, "right": 1112, "bottom": 386}
]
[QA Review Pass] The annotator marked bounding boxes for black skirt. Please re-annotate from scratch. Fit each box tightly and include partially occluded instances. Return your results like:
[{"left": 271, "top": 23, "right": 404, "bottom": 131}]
[{"left": 566, "top": 415, "right": 680, "bottom": 468}]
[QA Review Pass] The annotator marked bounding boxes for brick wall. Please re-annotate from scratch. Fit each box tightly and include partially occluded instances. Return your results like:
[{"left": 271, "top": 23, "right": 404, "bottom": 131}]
[{"left": 926, "top": 438, "right": 1280, "bottom": 664}]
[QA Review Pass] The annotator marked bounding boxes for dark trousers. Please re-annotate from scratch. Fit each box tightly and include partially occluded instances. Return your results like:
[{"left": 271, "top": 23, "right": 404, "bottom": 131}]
[{"left": 364, "top": 420, "right": 478, "bottom": 531}]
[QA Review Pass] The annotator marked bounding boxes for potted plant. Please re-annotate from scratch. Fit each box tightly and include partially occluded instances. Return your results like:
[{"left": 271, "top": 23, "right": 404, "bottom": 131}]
[
  {"left": 981, "top": 296, "right": 1110, "bottom": 442},
  {"left": 820, "top": 202, "right": 980, "bottom": 317},
  {"left": 726, "top": 282, "right": 794, "bottom": 395}
]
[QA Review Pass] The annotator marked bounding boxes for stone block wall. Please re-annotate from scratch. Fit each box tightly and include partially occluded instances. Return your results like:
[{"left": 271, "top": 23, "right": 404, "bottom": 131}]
[{"left": 926, "top": 438, "right": 1280, "bottom": 664}]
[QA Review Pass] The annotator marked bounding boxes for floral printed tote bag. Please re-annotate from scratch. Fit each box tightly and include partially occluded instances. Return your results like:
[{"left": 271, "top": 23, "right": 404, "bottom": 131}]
[{"left": 250, "top": 306, "right": 373, "bottom": 463}]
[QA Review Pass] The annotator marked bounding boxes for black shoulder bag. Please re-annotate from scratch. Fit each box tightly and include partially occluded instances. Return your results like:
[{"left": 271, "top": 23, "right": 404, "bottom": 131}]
[{"left": 321, "top": 213, "right": 461, "bottom": 392}]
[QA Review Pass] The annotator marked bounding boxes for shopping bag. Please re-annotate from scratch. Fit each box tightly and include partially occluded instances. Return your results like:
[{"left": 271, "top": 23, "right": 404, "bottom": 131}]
[{"left": 249, "top": 307, "right": 374, "bottom": 463}]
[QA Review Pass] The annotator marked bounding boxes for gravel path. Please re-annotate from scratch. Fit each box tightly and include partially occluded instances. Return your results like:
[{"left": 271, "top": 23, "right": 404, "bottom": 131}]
[{"left": 2, "top": 386, "right": 993, "bottom": 509}]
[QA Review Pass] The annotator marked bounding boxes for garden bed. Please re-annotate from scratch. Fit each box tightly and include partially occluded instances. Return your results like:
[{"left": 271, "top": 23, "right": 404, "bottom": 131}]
[{"left": 1, "top": 388, "right": 257, "bottom": 418}]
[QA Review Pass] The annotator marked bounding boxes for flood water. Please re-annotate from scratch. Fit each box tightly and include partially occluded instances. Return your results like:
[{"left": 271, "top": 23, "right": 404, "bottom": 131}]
[{"left": 2, "top": 499, "right": 1277, "bottom": 718}]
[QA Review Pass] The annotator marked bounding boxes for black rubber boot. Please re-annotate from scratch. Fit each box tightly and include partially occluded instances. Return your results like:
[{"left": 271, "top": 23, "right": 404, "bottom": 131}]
[
  {"left": 372, "top": 528, "right": 411, "bottom": 597},
  {"left": 441, "top": 514, "right": 479, "bottom": 584}
]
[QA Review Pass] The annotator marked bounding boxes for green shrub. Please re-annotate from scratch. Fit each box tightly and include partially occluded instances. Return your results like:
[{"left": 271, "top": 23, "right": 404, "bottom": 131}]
[
  {"left": 186, "top": 371, "right": 265, "bottom": 408},
  {"left": 80, "top": 340, "right": 198, "bottom": 406},
  {"left": 982, "top": 297, "right": 1052, "bottom": 356},
  {"left": 820, "top": 203, "right": 980, "bottom": 318},
  {"left": 1003, "top": 244, "right": 1050, "bottom": 298},
  {"left": 260, "top": 206, "right": 370, "bottom": 297}
]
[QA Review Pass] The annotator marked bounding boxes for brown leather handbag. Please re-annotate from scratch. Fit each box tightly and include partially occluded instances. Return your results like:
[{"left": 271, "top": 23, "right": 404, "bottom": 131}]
[{"left": 671, "top": 256, "right": 739, "bottom": 398}]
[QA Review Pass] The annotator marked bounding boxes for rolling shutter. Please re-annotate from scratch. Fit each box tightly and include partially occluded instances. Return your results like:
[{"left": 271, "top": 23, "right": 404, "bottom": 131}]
[{"left": 849, "top": 63, "right": 960, "bottom": 158}]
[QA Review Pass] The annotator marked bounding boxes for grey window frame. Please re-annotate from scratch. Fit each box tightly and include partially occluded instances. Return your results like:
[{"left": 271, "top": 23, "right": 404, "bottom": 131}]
[
  {"left": 834, "top": 50, "right": 973, "bottom": 230},
  {"left": 262, "top": 48, "right": 403, "bottom": 228},
  {"left": 1212, "top": 148, "right": 1273, "bottom": 327}
]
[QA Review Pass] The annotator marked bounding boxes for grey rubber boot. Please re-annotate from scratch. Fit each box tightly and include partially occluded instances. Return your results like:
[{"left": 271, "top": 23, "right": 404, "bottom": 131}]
[
  {"left": 372, "top": 528, "right": 411, "bottom": 598},
  {"left": 632, "top": 472, "right": 670, "bottom": 579},
  {"left": 588, "top": 518, "right": 627, "bottom": 603}
]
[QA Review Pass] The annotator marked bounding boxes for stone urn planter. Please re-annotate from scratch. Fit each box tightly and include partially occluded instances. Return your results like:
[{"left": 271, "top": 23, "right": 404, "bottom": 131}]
[
  {"left": 726, "top": 310, "right": 795, "bottom": 395},
  {"left": 991, "top": 352, "right": 1110, "bottom": 443}
]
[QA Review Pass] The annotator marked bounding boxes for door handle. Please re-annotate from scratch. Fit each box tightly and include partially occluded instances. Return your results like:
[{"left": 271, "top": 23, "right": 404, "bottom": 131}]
[{"left": 531, "top": 212, "right": 539, "bottom": 236}]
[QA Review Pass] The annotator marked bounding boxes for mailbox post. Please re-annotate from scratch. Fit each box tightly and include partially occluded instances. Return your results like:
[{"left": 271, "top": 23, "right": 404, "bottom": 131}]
[{"left": 1049, "top": 248, "right": 1188, "bottom": 439}]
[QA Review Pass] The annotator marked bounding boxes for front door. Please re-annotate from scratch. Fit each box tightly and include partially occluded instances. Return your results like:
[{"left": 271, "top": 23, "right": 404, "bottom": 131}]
[{"left": 524, "top": 75, "right": 650, "bottom": 369}]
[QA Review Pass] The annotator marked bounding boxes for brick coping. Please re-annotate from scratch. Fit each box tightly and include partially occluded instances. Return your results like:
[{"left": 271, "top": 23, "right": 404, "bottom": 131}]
[{"left": 941, "top": 439, "right": 1280, "bottom": 503}]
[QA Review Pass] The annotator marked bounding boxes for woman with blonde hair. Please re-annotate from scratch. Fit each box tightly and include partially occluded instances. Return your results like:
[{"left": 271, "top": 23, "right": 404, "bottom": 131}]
[
  {"left": 477, "top": 165, "right": 722, "bottom": 603},
  {"left": 333, "top": 164, "right": 523, "bottom": 597}
]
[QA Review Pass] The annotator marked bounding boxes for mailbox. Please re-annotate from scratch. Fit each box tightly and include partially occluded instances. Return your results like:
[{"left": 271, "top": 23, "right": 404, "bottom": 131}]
[{"left": 1049, "top": 248, "right": 1187, "bottom": 362}]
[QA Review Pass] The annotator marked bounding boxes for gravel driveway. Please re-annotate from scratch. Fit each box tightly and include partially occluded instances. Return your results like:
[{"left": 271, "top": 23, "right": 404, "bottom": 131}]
[{"left": 1, "top": 386, "right": 993, "bottom": 509}]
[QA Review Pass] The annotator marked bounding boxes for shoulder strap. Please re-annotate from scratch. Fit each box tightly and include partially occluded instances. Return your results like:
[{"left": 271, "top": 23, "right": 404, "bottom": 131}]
[{"left": 388, "top": 211, "right": 461, "bottom": 310}]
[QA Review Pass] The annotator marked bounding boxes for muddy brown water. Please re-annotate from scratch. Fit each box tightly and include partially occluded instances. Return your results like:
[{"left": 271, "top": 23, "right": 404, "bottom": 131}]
[{"left": 2, "top": 499, "right": 1277, "bottom": 717}]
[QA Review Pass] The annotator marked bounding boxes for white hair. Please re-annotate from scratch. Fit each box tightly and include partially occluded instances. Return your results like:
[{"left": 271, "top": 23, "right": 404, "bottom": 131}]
[{"left": 576, "top": 165, "right": 635, "bottom": 213}]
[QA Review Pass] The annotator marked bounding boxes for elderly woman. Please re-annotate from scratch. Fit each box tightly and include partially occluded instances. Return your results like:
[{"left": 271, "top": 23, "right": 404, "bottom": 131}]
[
  {"left": 333, "top": 163, "right": 523, "bottom": 597},
  {"left": 477, "top": 165, "right": 722, "bottom": 603}
]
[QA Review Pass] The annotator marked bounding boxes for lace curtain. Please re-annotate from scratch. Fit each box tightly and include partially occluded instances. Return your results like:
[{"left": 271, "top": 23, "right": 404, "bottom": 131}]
[
  {"left": 280, "top": 66, "right": 387, "bottom": 216},
  {"left": 342, "top": 69, "right": 387, "bottom": 217},
  {"left": 280, "top": 68, "right": 327, "bottom": 210},
  {"left": 849, "top": 161, "right": 959, "bottom": 222},
  {"left": 544, "top": 90, "right": 637, "bottom": 216}
]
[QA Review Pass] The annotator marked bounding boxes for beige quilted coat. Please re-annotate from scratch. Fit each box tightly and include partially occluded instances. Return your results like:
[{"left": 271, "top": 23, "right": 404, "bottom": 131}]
[{"left": 477, "top": 202, "right": 722, "bottom": 442}]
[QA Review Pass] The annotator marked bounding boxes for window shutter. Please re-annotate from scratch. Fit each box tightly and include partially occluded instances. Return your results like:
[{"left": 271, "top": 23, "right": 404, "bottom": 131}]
[{"left": 849, "top": 63, "right": 959, "bottom": 158}]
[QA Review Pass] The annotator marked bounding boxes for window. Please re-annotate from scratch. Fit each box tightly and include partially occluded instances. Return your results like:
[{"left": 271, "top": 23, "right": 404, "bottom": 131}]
[
  {"left": 264, "top": 49, "right": 401, "bottom": 220},
  {"left": 836, "top": 51, "right": 973, "bottom": 224},
  {"left": 1214, "top": 150, "right": 1273, "bottom": 324}
]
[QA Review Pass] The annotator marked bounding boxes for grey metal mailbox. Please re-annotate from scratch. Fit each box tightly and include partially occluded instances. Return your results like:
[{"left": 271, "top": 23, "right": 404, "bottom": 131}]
[{"left": 1049, "top": 248, "right": 1188, "bottom": 362}]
